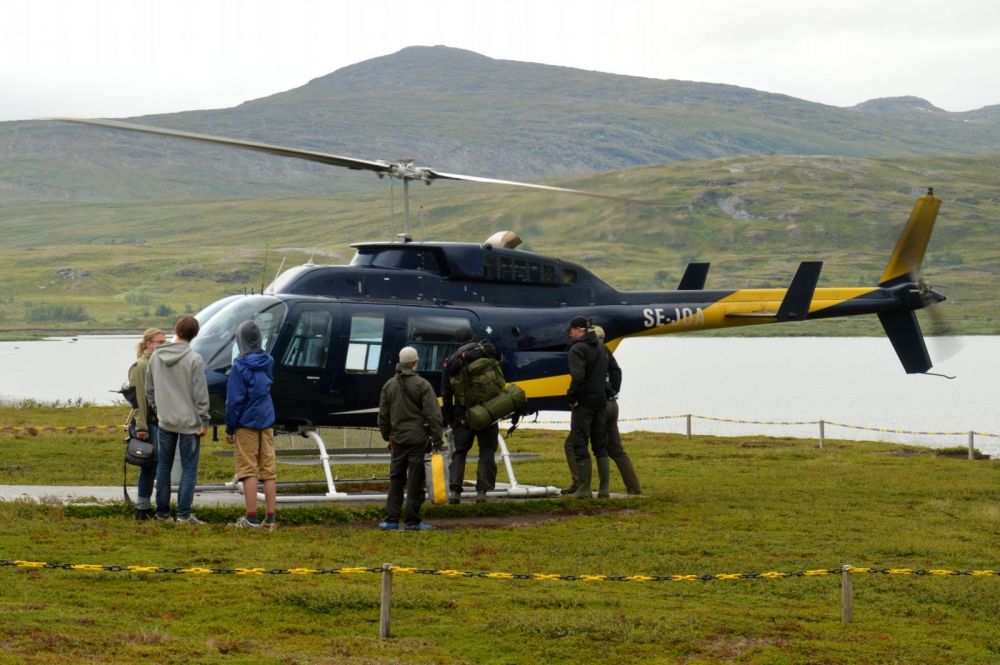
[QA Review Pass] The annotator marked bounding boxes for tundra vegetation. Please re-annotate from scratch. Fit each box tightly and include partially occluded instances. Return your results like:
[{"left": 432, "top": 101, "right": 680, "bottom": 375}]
[
  {"left": 2, "top": 404, "right": 1000, "bottom": 663},
  {"left": 1, "top": 153, "right": 998, "bottom": 339}
]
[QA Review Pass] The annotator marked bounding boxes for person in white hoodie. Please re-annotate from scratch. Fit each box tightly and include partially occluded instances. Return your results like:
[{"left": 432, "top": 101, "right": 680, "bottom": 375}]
[{"left": 146, "top": 315, "right": 210, "bottom": 524}]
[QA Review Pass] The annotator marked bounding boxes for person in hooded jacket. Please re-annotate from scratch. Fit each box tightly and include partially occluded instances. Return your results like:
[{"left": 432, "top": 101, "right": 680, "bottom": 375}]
[
  {"left": 564, "top": 315, "right": 611, "bottom": 498},
  {"left": 377, "top": 346, "right": 444, "bottom": 531},
  {"left": 225, "top": 320, "right": 277, "bottom": 531},
  {"left": 146, "top": 315, "right": 210, "bottom": 524}
]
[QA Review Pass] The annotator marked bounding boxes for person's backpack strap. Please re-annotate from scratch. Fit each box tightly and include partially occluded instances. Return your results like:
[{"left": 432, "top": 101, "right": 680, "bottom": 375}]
[{"left": 399, "top": 375, "right": 424, "bottom": 410}]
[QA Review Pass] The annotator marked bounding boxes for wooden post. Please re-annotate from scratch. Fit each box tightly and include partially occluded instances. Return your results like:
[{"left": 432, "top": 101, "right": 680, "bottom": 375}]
[
  {"left": 819, "top": 420, "right": 825, "bottom": 449},
  {"left": 841, "top": 564, "right": 853, "bottom": 623},
  {"left": 968, "top": 431, "right": 975, "bottom": 460},
  {"left": 379, "top": 563, "right": 393, "bottom": 639},
  {"left": 686, "top": 414, "right": 692, "bottom": 439}
]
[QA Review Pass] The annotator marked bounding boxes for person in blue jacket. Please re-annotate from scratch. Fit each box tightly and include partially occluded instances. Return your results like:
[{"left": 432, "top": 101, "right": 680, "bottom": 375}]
[{"left": 225, "top": 320, "right": 278, "bottom": 530}]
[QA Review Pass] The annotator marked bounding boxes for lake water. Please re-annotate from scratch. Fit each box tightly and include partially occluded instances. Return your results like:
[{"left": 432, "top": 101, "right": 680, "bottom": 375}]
[{"left": 1, "top": 335, "right": 997, "bottom": 454}]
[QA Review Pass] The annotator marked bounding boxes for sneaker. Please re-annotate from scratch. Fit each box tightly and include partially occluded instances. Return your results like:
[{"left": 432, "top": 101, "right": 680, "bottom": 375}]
[
  {"left": 447, "top": 492, "right": 461, "bottom": 505},
  {"left": 378, "top": 520, "right": 399, "bottom": 531},
  {"left": 262, "top": 520, "right": 277, "bottom": 532},
  {"left": 154, "top": 513, "right": 174, "bottom": 522},
  {"left": 229, "top": 516, "right": 261, "bottom": 529},
  {"left": 403, "top": 522, "right": 433, "bottom": 531},
  {"left": 560, "top": 485, "right": 578, "bottom": 495},
  {"left": 475, "top": 492, "right": 488, "bottom": 504},
  {"left": 175, "top": 514, "right": 207, "bottom": 525},
  {"left": 134, "top": 508, "right": 154, "bottom": 521}
]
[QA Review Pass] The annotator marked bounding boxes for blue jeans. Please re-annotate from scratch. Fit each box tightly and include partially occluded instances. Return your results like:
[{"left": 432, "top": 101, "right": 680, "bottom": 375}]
[
  {"left": 155, "top": 429, "right": 201, "bottom": 519},
  {"left": 129, "top": 422, "right": 158, "bottom": 511}
]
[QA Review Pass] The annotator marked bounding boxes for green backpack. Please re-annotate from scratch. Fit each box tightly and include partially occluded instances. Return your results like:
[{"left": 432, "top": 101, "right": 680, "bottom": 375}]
[{"left": 450, "top": 354, "right": 506, "bottom": 407}]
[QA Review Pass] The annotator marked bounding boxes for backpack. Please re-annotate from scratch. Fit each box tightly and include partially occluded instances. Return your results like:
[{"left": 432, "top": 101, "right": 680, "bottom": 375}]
[
  {"left": 443, "top": 340, "right": 495, "bottom": 376},
  {"left": 119, "top": 362, "right": 140, "bottom": 409},
  {"left": 447, "top": 342, "right": 505, "bottom": 407}
]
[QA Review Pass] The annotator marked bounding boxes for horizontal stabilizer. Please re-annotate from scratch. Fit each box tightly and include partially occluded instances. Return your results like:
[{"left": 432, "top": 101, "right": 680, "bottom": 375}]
[
  {"left": 677, "top": 263, "right": 710, "bottom": 290},
  {"left": 776, "top": 261, "right": 823, "bottom": 322},
  {"left": 878, "top": 311, "right": 932, "bottom": 374}
]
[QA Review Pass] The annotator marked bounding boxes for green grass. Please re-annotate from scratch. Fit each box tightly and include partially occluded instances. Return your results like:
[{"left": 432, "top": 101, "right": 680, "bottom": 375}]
[
  {"left": 1, "top": 153, "right": 998, "bottom": 337},
  {"left": 3, "top": 405, "right": 1000, "bottom": 663}
]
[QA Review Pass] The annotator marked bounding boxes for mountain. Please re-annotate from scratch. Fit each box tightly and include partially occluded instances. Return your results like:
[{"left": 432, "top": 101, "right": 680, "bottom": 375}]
[{"left": 2, "top": 45, "right": 1000, "bottom": 203}]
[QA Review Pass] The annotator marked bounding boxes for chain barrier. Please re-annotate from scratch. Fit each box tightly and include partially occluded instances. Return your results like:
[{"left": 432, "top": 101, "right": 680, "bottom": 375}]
[
  {"left": 4, "top": 417, "right": 1000, "bottom": 441},
  {"left": 530, "top": 414, "right": 1000, "bottom": 440},
  {"left": 1, "top": 425, "right": 121, "bottom": 434},
  {"left": 4, "top": 559, "right": 1000, "bottom": 582}
]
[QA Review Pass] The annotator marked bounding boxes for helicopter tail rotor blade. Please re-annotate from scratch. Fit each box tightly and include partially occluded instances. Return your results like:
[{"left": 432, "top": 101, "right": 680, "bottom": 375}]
[
  {"left": 54, "top": 117, "right": 392, "bottom": 174},
  {"left": 428, "top": 170, "right": 658, "bottom": 205}
]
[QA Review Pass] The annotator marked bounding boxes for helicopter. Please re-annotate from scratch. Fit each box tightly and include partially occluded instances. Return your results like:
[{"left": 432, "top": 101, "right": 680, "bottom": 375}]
[{"left": 60, "top": 118, "right": 947, "bottom": 434}]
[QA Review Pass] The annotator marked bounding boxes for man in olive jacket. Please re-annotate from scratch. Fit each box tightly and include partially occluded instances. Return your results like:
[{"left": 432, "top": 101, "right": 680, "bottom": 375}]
[{"left": 378, "top": 346, "right": 444, "bottom": 531}]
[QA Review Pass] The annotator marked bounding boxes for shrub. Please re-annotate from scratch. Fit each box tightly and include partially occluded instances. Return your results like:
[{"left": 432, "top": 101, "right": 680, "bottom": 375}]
[{"left": 25, "top": 304, "right": 89, "bottom": 322}]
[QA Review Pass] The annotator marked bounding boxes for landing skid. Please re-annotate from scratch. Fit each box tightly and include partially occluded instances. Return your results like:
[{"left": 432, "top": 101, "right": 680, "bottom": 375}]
[{"left": 224, "top": 427, "right": 559, "bottom": 503}]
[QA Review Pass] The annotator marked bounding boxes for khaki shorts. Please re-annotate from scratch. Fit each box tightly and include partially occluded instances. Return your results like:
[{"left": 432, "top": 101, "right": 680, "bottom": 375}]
[{"left": 233, "top": 428, "right": 276, "bottom": 481}]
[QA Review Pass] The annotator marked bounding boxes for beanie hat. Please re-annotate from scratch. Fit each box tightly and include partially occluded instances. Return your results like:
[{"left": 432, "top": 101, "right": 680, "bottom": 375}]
[{"left": 399, "top": 346, "right": 419, "bottom": 364}]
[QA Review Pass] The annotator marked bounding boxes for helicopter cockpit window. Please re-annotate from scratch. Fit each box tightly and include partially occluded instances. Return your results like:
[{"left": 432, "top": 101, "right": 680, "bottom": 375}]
[
  {"left": 191, "top": 295, "right": 288, "bottom": 373},
  {"left": 281, "top": 309, "right": 333, "bottom": 369},
  {"left": 345, "top": 314, "right": 384, "bottom": 373},
  {"left": 406, "top": 316, "right": 474, "bottom": 372}
]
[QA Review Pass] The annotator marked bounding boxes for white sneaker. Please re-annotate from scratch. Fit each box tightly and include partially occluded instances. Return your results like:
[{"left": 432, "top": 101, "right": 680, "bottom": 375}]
[
  {"left": 175, "top": 514, "right": 206, "bottom": 525},
  {"left": 229, "top": 516, "right": 261, "bottom": 529}
]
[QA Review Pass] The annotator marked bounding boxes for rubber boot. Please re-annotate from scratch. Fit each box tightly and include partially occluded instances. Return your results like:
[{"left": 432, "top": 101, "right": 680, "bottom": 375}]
[
  {"left": 560, "top": 444, "right": 580, "bottom": 494},
  {"left": 596, "top": 457, "right": 611, "bottom": 498},
  {"left": 571, "top": 458, "right": 593, "bottom": 499},
  {"left": 614, "top": 455, "right": 643, "bottom": 495}
]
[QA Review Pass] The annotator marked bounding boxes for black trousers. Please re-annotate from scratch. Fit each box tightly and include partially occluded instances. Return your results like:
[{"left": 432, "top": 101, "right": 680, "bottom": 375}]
[
  {"left": 385, "top": 442, "right": 427, "bottom": 525},
  {"left": 567, "top": 402, "right": 608, "bottom": 461},
  {"left": 449, "top": 422, "right": 499, "bottom": 493}
]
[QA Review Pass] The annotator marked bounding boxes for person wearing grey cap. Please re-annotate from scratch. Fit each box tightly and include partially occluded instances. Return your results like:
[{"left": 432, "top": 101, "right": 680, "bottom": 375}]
[{"left": 377, "top": 346, "right": 444, "bottom": 531}]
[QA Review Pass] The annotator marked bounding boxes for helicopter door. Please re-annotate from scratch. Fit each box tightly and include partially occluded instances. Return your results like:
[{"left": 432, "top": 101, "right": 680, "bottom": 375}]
[
  {"left": 272, "top": 303, "right": 342, "bottom": 426},
  {"left": 338, "top": 308, "right": 396, "bottom": 420}
]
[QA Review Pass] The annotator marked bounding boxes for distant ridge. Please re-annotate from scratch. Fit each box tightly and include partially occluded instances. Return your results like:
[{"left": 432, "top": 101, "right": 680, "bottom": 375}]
[{"left": 3, "top": 45, "right": 1000, "bottom": 202}]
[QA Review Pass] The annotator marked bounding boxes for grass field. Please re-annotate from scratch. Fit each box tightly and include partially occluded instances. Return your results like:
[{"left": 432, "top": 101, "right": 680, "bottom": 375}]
[{"left": 3, "top": 404, "right": 1000, "bottom": 663}]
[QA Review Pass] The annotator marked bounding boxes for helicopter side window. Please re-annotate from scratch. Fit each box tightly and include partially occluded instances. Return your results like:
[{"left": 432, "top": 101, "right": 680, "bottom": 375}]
[
  {"left": 281, "top": 309, "right": 333, "bottom": 369},
  {"left": 369, "top": 249, "right": 440, "bottom": 272},
  {"left": 406, "top": 316, "right": 475, "bottom": 372},
  {"left": 345, "top": 314, "right": 384, "bottom": 373},
  {"left": 562, "top": 268, "right": 577, "bottom": 284}
]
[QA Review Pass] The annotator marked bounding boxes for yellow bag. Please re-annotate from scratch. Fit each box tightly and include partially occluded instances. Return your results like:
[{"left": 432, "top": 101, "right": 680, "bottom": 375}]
[{"left": 424, "top": 450, "right": 449, "bottom": 505}]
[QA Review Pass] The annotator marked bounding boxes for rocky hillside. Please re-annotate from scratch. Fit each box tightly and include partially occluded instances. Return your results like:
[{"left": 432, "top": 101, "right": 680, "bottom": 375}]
[{"left": 2, "top": 45, "right": 999, "bottom": 203}]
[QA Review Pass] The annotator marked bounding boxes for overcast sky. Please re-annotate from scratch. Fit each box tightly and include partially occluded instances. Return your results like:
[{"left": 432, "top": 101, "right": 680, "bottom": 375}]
[{"left": 3, "top": 0, "right": 998, "bottom": 122}]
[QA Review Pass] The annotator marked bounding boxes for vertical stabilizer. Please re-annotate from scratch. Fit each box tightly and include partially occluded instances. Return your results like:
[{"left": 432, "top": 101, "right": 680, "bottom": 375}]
[{"left": 879, "top": 192, "right": 941, "bottom": 286}]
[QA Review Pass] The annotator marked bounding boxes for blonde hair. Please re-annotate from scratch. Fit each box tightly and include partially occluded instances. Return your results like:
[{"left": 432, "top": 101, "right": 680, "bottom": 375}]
[{"left": 136, "top": 327, "right": 164, "bottom": 358}]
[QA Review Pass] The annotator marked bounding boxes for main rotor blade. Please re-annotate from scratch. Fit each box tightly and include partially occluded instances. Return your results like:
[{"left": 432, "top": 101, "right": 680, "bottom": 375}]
[
  {"left": 429, "top": 170, "right": 657, "bottom": 205},
  {"left": 57, "top": 117, "right": 658, "bottom": 204},
  {"left": 55, "top": 117, "right": 392, "bottom": 174}
]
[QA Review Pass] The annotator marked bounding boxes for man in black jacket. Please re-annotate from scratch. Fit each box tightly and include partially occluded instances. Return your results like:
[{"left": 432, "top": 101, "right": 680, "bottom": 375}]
[
  {"left": 564, "top": 316, "right": 611, "bottom": 498},
  {"left": 378, "top": 346, "right": 444, "bottom": 531}
]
